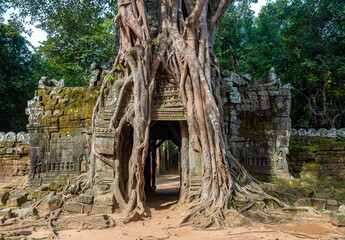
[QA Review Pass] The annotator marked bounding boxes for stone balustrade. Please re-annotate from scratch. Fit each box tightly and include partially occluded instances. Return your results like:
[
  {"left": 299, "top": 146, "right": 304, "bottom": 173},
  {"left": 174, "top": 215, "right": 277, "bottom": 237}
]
[
  {"left": 0, "top": 132, "right": 30, "bottom": 183},
  {"left": 291, "top": 128, "right": 345, "bottom": 138},
  {"left": 0, "top": 132, "right": 30, "bottom": 144}
]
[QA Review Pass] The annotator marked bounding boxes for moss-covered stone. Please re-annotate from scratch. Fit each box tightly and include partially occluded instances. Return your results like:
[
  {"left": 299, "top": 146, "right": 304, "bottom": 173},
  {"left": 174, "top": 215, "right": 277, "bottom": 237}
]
[
  {"left": 288, "top": 136, "right": 345, "bottom": 180},
  {"left": 238, "top": 111, "right": 274, "bottom": 142}
]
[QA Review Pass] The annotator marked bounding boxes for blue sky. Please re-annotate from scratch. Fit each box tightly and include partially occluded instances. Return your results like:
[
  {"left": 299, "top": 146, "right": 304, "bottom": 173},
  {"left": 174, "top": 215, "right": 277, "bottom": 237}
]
[{"left": 4, "top": 0, "right": 267, "bottom": 48}]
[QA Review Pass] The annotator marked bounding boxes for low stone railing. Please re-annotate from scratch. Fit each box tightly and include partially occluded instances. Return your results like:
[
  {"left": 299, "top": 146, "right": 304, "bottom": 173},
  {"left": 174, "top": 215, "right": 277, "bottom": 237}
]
[
  {"left": 0, "top": 132, "right": 30, "bottom": 182},
  {"left": 290, "top": 128, "right": 345, "bottom": 138},
  {"left": 0, "top": 132, "right": 30, "bottom": 144}
]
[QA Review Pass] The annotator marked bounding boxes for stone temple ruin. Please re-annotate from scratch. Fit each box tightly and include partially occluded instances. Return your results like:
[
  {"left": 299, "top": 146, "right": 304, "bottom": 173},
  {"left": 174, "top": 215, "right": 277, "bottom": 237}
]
[
  {"left": 224, "top": 68, "right": 291, "bottom": 179},
  {"left": 0, "top": 65, "right": 293, "bottom": 213}
]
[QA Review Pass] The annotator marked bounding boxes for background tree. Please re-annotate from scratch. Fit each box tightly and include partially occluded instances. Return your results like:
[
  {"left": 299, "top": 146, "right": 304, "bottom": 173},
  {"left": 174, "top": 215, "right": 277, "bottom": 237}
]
[
  {"left": 9, "top": 0, "right": 117, "bottom": 86},
  {"left": 0, "top": 21, "right": 36, "bottom": 131},
  {"left": 216, "top": 0, "right": 345, "bottom": 128},
  {"left": 280, "top": 0, "right": 345, "bottom": 128}
]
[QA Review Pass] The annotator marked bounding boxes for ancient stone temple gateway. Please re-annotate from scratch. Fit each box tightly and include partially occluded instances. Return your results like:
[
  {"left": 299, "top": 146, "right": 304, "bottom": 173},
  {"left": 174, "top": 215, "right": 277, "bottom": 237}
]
[{"left": 2, "top": 65, "right": 291, "bottom": 212}]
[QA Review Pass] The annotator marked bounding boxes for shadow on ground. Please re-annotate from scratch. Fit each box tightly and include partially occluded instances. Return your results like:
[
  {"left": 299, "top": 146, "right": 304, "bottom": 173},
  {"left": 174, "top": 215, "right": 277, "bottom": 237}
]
[{"left": 146, "top": 173, "right": 180, "bottom": 211}]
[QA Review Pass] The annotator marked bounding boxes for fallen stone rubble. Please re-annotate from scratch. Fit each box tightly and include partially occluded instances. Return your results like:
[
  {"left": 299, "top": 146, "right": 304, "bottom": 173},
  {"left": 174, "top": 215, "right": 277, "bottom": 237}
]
[{"left": 0, "top": 184, "right": 116, "bottom": 239}]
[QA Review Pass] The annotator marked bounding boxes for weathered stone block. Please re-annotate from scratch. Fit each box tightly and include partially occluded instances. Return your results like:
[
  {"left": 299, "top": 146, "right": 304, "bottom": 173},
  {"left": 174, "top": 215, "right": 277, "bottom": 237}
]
[
  {"left": 94, "top": 193, "right": 115, "bottom": 206},
  {"left": 0, "top": 209, "right": 12, "bottom": 218},
  {"left": 39, "top": 184, "right": 50, "bottom": 191},
  {"left": 329, "top": 212, "right": 345, "bottom": 226},
  {"left": 294, "top": 188, "right": 314, "bottom": 198},
  {"left": 54, "top": 215, "right": 109, "bottom": 229},
  {"left": 293, "top": 198, "right": 312, "bottom": 207},
  {"left": 94, "top": 137, "right": 114, "bottom": 155},
  {"left": 64, "top": 202, "right": 83, "bottom": 213},
  {"left": 12, "top": 207, "right": 38, "bottom": 218},
  {"left": 326, "top": 199, "right": 338, "bottom": 211},
  {"left": 339, "top": 205, "right": 345, "bottom": 213},
  {"left": 0, "top": 192, "right": 10, "bottom": 205},
  {"left": 7, "top": 191, "right": 28, "bottom": 207},
  {"left": 311, "top": 198, "right": 325, "bottom": 210},
  {"left": 92, "top": 205, "right": 114, "bottom": 214},
  {"left": 47, "top": 194, "right": 62, "bottom": 210},
  {"left": 0, "top": 216, "right": 6, "bottom": 223},
  {"left": 31, "top": 189, "right": 49, "bottom": 200},
  {"left": 48, "top": 182, "right": 64, "bottom": 192},
  {"left": 4, "top": 218, "right": 17, "bottom": 226},
  {"left": 322, "top": 211, "right": 332, "bottom": 222},
  {"left": 78, "top": 194, "right": 93, "bottom": 204},
  {"left": 83, "top": 203, "right": 92, "bottom": 213}
]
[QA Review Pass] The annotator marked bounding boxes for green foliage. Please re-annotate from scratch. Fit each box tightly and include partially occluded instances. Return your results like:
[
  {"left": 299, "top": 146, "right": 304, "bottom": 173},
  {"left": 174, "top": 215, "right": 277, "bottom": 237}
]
[
  {"left": 1, "top": 0, "right": 345, "bottom": 131},
  {"left": 0, "top": 23, "right": 36, "bottom": 131},
  {"left": 216, "top": 0, "right": 345, "bottom": 128},
  {"left": 8, "top": 0, "right": 117, "bottom": 86}
]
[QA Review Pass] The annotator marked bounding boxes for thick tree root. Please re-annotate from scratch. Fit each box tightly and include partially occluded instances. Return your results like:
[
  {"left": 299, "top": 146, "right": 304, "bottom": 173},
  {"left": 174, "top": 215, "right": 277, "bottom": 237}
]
[{"left": 73, "top": 0, "right": 310, "bottom": 227}]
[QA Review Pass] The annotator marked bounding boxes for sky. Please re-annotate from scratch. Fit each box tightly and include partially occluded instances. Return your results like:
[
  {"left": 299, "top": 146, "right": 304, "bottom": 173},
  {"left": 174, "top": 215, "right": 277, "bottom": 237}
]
[{"left": 4, "top": 0, "right": 268, "bottom": 48}]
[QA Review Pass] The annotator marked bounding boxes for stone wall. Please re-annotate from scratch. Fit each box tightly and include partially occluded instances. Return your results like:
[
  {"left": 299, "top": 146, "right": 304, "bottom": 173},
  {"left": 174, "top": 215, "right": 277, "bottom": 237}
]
[
  {"left": 25, "top": 76, "right": 100, "bottom": 186},
  {"left": 0, "top": 132, "right": 30, "bottom": 182},
  {"left": 288, "top": 128, "right": 345, "bottom": 180},
  {"left": 22, "top": 66, "right": 293, "bottom": 189},
  {"left": 223, "top": 68, "right": 291, "bottom": 178}
]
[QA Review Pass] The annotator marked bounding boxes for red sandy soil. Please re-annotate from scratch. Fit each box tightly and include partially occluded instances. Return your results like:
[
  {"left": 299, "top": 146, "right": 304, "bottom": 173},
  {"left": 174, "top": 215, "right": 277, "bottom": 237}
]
[{"left": 29, "top": 173, "right": 343, "bottom": 240}]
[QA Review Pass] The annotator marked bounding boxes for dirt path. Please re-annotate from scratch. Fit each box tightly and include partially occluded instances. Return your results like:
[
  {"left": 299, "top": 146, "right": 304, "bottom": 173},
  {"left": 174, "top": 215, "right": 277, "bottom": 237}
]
[{"left": 30, "top": 173, "right": 343, "bottom": 239}]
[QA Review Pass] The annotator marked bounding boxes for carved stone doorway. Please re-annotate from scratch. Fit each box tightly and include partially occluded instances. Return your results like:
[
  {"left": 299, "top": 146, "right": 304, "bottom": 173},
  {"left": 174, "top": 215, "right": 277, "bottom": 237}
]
[{"left": 144, "top": 121, "right": 183, "bottom": 198}]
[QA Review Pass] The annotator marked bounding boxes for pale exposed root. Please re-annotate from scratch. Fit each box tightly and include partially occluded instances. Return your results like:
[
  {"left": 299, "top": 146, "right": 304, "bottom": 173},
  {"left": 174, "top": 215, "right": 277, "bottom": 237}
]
[
  {"left": 49, "top": 216, "right": 58, "bottom": 238},
  {"left": 266, "top": 225, "right": 326, "bottom": 239},
  {"left": 64, "top": 172, "right": 89, "bottom": 194},
  {"left": 109, "top": 74, "right": 134, "bottom": 130},
  {"left": 178, "top": 178, "right": 321, "bottom": 228},
  {"left": 0, "top": 220, "right": 49, "bottom": 233},
  {"left": 282, "top": 206, "right": 321, "bottom": 217}
]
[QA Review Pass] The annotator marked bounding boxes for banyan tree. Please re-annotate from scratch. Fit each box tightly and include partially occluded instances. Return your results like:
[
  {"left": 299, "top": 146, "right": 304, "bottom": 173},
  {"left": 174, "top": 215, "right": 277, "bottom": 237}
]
[{"left": 85, "top": 0, "right": 284, "bottom": 225}]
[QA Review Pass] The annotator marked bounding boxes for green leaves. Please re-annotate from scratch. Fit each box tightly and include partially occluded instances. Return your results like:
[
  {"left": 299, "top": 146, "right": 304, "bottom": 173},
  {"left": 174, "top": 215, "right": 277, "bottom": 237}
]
[
  {"left": 216, "top": 0, "right": 345, "bottom": 128},
  {"left": 0, "top": 23, "right": 36, "bottom": 131},
  {"left": 8, "top": 0, "right": 116, "bottom": 87}
]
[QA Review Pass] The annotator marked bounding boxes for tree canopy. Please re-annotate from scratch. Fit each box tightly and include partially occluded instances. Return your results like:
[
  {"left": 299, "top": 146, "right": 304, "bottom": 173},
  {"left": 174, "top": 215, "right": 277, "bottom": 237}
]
[
  {"left": 0, "top": 22, "right": 36, "bottom": 131},
  {"left": 1, "top": 0, "right": 345, "bottom": 131},
  {"left": 216, "top": 0, "right": 345, "bottom": 128}
]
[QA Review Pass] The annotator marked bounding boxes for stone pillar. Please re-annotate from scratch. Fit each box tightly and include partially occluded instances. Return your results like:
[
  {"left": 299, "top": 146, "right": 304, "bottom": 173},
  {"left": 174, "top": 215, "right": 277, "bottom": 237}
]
[{"left": 188, "top": 136, "right": 202, "bottom": 191}]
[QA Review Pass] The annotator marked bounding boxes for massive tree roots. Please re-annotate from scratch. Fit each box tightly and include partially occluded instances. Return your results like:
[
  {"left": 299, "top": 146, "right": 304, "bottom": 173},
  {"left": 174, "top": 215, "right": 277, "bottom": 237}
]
[{"left": 77, "top": 0, "right": 294, "bottom": 226}]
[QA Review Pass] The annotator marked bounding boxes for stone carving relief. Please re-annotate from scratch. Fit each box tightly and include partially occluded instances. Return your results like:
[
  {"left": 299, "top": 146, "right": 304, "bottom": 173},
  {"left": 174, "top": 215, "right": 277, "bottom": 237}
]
[
  {"left": 152, "top": 79, "right": 184, "bottom": 108},
  {"left": 38, "top": 76, "right": 65, "bottom": 89},
  {"left": 26, "top": 97, "right": 44, "bottom": 127}
]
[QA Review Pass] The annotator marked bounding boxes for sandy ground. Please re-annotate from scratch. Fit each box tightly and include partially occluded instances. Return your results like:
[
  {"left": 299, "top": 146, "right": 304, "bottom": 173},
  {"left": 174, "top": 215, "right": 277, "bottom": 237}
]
[{"left": 29, "top": 173, "right": 343, "bottom": 240}]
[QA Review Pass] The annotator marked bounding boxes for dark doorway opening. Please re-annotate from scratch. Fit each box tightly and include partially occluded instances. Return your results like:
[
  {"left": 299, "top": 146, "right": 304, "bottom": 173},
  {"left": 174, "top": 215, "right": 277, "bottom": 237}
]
[{"left": 145, "top": 121, "right": 182, "bottom": 205}]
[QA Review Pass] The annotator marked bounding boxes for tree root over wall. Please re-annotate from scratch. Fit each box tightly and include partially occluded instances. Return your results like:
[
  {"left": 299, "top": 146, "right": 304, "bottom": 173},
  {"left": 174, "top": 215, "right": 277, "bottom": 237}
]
[{"left": 54, "top": 0, "right": 322, "bottom": 228}]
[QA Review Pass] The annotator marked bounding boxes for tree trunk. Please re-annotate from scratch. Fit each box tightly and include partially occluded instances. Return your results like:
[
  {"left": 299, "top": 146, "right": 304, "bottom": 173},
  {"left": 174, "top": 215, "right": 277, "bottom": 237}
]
[{"left": 88, "top": 0, "right": 285, "bottom": 226}]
